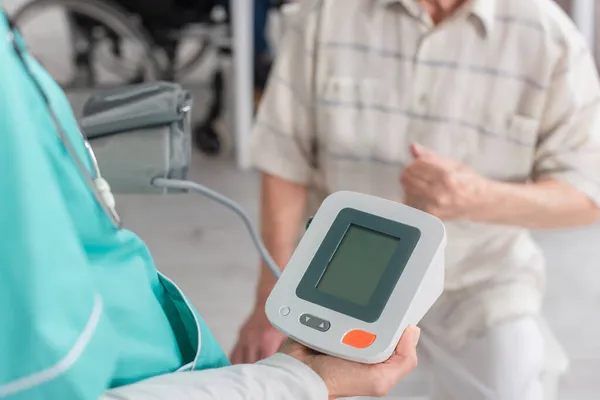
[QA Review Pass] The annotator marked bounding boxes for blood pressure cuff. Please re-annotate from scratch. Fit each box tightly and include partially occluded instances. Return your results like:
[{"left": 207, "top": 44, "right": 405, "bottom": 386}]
[{"left": 81, "top": 81, "right": 192, "bottom": 194}]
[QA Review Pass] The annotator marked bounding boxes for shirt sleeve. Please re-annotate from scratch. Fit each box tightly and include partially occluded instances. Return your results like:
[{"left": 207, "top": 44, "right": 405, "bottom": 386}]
[
  {"left": 249, "top": 0, "right": 323, "bottom": 184},
  {"left": 0, "top": 22, "right": 117, "bottom": 399},
  {"left": 534, "top": 41, "right": 600, "bottom": 206},
  {"left": 100, "top": 353, "right": 328, "bottom": 400}
]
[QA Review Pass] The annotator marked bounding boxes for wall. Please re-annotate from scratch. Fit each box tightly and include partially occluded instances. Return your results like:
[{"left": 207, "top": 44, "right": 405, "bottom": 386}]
[{"left": 554, "top": 0, "right": 600, "bottom": 64}]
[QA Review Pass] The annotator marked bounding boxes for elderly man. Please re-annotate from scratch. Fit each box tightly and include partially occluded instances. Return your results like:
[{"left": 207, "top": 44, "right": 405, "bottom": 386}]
[{"left": 231, "top": 0, "right": 600, "bottom": 399}]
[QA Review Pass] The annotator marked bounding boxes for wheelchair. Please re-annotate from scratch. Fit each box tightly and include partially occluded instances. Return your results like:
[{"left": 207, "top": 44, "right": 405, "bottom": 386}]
[{"left": 10, "top": 0, "right": 284, "bottom": 156}]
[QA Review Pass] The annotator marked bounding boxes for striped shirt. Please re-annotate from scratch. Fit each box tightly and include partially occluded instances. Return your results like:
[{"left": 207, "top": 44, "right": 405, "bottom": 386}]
[{"left": 249, "top": 0, "right": 600, "bottom": 345}]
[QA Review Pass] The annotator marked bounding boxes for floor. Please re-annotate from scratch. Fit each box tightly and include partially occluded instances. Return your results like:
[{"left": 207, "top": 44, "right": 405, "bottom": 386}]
[{"left": 5, "top": 1, "right": 600, "bottom": 398}]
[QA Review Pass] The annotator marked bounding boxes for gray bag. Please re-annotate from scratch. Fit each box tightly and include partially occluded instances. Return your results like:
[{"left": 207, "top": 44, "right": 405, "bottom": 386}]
[{"left": 81, "top": 82, "right": 192, "bottom": 194}]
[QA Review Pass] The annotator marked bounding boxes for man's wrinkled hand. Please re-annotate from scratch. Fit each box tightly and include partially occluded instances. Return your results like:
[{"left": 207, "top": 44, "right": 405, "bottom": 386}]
[
  {"left": 230, "top": 308, "right": 287, "bottom": 364},
  {"left": 400, "top": 144, "right": 491, "bottom": 220}
]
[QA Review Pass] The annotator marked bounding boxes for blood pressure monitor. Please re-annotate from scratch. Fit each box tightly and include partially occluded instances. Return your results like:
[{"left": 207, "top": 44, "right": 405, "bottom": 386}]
[{"left": 266, "top": 191, "right": 446, "bottom": 364}]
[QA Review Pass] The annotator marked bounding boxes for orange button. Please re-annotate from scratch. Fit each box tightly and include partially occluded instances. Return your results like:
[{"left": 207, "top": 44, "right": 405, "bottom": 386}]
[{"left": 342, "top": 330, "right": 377, "bottom": 349}]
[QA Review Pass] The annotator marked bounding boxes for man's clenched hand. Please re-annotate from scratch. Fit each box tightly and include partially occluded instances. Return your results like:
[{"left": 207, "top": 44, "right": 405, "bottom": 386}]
[{"left": 401, "top": 144, "right": 491, "bottom": 220}]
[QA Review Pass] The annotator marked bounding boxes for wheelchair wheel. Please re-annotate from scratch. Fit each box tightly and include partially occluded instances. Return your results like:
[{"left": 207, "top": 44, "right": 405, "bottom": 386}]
[
  {"left": 165, "top": 4, "right": 229, "bottom": 81},
  {"left": 11, "top": 0, "right": 163, "bottom": 89}
]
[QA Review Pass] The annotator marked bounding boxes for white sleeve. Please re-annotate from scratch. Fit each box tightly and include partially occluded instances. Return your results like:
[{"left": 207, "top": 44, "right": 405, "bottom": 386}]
[{"left": 99, "top": 354, "right": 328, "bottom": 400}]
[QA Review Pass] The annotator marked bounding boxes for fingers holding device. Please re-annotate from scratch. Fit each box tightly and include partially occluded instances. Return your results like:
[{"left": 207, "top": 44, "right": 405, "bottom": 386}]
[
  {"left": 282, "top": 326, "right": 421, "bottom": 399},
  {"left": 265, "top": 191, "right": 446, "bottom": 364}
]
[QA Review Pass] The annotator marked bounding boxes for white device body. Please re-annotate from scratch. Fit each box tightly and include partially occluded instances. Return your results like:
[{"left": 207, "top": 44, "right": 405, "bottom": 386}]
[{"left": 266, "top": 191, "right": 446, "bottom": 364}]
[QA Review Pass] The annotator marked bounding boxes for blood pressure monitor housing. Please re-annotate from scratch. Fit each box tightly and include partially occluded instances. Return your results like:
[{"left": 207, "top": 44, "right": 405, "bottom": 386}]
[{"left": 266, "top": 191, "right": 446, "bottom": 364}]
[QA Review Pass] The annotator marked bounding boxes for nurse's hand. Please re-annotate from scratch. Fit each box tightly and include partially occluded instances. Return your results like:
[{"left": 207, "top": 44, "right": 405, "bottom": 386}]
[
  {"left": 401, "top": 144, "right": 490, "bottom": 220},
  {"left": 281, "top": 326, "right": 420, "bottom": 399},
  {"left": 231, "top": 308, "right": 287, "bottom": 364}
]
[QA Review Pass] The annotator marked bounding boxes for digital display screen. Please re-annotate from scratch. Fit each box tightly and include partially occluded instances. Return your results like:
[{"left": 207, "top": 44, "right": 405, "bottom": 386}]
[{"left": 315, "top": 225, "right": 400, "bottom": 306}]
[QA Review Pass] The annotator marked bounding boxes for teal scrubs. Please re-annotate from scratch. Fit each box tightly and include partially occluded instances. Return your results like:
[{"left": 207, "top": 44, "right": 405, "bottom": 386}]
[{"left": 0, "top": 13, "right": 229, "bottom": 399}]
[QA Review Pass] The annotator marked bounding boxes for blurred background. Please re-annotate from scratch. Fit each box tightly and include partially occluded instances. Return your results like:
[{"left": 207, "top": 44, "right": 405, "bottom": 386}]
[
  {"left": 555, "top": 0, "right": 600, "bottom": 63},
  {"left": 3, "top": 0, "right": 599, "bottom": 399}
]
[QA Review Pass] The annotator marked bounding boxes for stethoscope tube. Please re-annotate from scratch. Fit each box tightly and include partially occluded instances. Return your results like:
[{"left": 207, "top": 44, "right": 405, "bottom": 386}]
[{"left": 6, "top": 20, "right": 121, "bottom": 229}]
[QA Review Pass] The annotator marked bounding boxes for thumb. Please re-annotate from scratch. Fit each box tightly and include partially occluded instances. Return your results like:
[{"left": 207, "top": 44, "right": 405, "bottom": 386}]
[
  {"left": 410, "top": 143, "right": 435, "bottom": 159},
  {"left": 379, "top": 326, "right": 420, "bottom": 379}
]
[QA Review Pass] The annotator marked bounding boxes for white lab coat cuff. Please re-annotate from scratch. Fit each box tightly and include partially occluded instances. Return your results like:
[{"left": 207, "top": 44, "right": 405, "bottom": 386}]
[{"left": 257, "top": 353, "right": 329, "bottom": 399}]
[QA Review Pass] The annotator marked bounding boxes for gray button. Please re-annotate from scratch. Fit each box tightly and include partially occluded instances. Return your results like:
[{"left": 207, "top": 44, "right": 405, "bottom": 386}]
[
  {"left": 279, "top": 306, "right": 291, "bottom": 316},
  {"left": 316, "top": 320, "right": 331, "bottom": 332},
  {"left": 300, "top": 314, "right": 331, "bottom": 332}
]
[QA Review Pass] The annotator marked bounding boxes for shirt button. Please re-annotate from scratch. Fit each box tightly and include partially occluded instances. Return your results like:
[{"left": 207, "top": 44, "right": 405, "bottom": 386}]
[{"left": 415, "top": 94, "right": 428, "bottom": 111}]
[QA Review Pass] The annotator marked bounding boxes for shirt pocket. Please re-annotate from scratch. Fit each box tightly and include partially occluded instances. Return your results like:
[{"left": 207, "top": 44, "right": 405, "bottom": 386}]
[
  {"left": 317, "top": 76, "right": 381, "bottom": 157},
  {"left": 473, "top": 113, "right": 540, "bottom": 181},
  {"left": 157, "top": 273, "right": 202, "bottom": 371}
]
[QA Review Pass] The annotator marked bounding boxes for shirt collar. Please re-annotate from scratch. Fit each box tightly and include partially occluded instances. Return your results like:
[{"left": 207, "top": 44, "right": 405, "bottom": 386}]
[
  {"left": 469, "top": 0, "right": 496, "bottom": 36},
  {"left": 379, "top": 0, "right": 497, "bottom": 36}
]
